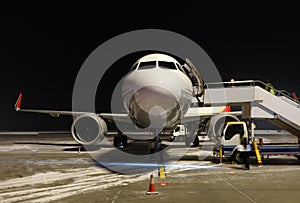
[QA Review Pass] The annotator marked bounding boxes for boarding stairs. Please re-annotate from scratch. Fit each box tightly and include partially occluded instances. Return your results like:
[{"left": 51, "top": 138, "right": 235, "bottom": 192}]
[{"left": 203, "top": 80, "right": 300, "bottom": 137}]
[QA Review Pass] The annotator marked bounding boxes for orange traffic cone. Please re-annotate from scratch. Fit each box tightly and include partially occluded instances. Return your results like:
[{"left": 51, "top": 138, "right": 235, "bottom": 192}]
[{"left": 146, "top": 174, "right": 159, "bottom": 195}]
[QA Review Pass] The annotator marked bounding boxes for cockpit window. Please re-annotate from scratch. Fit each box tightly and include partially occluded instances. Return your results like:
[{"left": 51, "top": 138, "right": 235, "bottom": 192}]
[
  {"left": 176, "top": 63, "right": 185, "bottom": 72},
  {"left": 158, "top": 61, "right": 177, "bottom": 70},
  {"left": 130, "top": 63, "right": 138, "bottom": 71},
  {"left": 138, "top": 61, "right": 156, "bottom": 70}
]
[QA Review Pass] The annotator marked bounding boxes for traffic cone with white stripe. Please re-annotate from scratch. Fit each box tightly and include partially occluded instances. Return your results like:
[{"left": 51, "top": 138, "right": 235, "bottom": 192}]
[{"left": 146, "top": 174, "right": 159, "bottom": 195}]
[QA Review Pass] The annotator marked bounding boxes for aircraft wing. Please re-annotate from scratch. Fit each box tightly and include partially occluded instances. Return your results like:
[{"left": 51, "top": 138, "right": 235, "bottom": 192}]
[
  {"left": 182, "top": 106, "right": 242, "bottom": 123},
  {"left": 14, "top": 93, "right": 130, "bottom": 122}
]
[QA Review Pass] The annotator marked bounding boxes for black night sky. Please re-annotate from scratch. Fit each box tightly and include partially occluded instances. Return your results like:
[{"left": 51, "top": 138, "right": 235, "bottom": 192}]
[{"left": 1, "top": 3, "right": 300, "bottom": 130}]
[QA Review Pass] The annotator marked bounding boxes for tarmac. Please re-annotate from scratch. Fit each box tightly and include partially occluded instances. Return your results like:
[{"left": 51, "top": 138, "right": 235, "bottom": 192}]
[{"left": 0, "top": 133, "right": 300, "bottom": 203}]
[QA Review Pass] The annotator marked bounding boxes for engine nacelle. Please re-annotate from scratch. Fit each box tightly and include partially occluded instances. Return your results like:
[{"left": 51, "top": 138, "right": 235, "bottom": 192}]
[
  {"left": 207, "top": 113, "right": 239, "bottom": 141},
  {"left": 71, "top": 115, "right": 107, "bottom": 145}
]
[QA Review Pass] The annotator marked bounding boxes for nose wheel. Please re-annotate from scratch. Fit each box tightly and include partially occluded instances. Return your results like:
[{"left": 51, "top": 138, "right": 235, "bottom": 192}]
[
  {"left": 154, "top": 136, "right": 162, "bottom": 152},
  {"left": 149, "top": 136, "right": 162, "bottom": 154}
]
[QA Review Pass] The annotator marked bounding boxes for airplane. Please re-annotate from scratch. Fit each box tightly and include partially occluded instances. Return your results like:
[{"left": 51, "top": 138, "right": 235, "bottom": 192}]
[{"left": 14, "top": 53, "right": 240, "bottom": 151}]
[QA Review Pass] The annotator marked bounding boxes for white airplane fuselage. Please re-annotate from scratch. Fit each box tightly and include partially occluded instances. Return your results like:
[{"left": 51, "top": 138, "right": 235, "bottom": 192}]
[
  {"left": 14, "top": 53, "right": 236, "bottom": 147},
  {"left": 121, "top": 54, "right": 193, "bottom": 130}
]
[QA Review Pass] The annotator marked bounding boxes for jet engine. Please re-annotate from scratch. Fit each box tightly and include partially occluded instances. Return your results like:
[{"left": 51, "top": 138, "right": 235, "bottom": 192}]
[
  {"left": 71, "top": 114, "right": 107, "bottom": 145},
  {"left": 207, "top": 113, "right": 239, "bottom": 141}
]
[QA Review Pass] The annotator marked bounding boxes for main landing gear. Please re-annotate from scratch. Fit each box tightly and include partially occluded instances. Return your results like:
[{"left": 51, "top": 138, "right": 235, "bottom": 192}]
[{"left": 113, "top": 130, "right": 128, "bottom": 148}]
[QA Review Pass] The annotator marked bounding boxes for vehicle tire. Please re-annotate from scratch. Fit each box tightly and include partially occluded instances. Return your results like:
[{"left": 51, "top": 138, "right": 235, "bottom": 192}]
[
  {"left": 176, "top": 135, "right": 185, "bottom": 142},
  {"left": 231, "top": 150, "right": 245, "bottom": 164},
  {"left": 296, "top": 155, "right": 300, "bottom": 161}
]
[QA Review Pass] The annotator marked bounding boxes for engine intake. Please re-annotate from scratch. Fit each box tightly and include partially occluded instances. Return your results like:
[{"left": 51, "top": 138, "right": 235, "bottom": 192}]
[{"left": 71, "top": 115, "right": 107, "bottom": 145}]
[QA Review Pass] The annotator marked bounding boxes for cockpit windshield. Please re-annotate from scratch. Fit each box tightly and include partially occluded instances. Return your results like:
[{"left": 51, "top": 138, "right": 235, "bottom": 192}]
[
  {"left": 137, "top": 61, "right": 156, "bottom": 70},
  {"left": 158, "top": 61, "right": 177, "bottom": 70},
  {"left": 136, "top": 60, "right": 178, "bottom": 70}
]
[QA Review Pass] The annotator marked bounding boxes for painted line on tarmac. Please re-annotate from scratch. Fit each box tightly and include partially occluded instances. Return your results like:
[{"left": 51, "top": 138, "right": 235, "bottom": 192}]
[
  {"left": 208, "top": 168, "right": 256, "bottom": 203},
  {"left": 111, "top": 190, "right": 121, "bottom": 203}
]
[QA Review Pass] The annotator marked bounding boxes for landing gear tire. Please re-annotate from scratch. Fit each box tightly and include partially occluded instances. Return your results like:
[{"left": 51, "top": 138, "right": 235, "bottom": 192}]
[
  {"left": 154, "top": 137, "right": 162, "bottom": 152},
  {"left": 149, "top": 137, "right": 162, "bottom": 153},
  {"left": 121, "top": 135, "right": 128, "bottom": 147},
  {"left": 113, "top": 134, "right": 128, "bottom": 148},
  {"left": 113, "top": 136, "right": 119, "bottom": 147}
]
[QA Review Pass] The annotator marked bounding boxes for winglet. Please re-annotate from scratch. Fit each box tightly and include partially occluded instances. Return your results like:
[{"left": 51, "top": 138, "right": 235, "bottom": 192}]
[
  {"left": 292, "top": 91, "right": 298, "bottom": 102},
  {"left": 15, "top": 93, "right": 23, "bottom": 111}
]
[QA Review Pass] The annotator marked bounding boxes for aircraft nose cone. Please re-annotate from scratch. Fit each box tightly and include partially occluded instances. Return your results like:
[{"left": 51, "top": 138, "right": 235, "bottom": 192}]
[
  {"left": 133, "top": 85, "right": 178, "bottom": 113},
  {"left": 148, "top": 106, "right": 167, "bottom": 128},
  {"left": 128, "top": 85, "right": 180, "bottom": 128}
]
